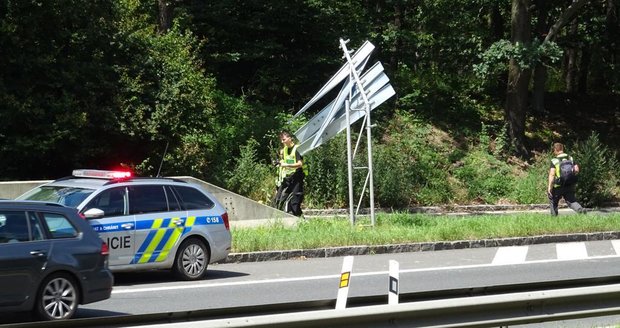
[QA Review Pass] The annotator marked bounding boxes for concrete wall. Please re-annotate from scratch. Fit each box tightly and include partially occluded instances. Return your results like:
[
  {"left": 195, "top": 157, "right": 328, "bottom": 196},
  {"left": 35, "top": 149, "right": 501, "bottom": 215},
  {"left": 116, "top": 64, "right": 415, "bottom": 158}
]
[
  {"left": 173, "top": 176, "right": 298, "bottom": 227},
  {"left": 0, "top": 178, "right": 297, "bottom": 227},
  {"left": 0, "top": 180, "right": 49, "bottom": 199}
]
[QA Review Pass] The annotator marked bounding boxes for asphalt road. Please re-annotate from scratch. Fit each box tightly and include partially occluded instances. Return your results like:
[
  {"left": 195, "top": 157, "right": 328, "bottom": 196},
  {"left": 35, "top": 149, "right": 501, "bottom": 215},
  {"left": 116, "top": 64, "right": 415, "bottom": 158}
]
[
  {"left": 2, "top": 240, "right": 620, "bottom": 326},
  {"left": 2, "top": 208, "right": 620, "bottom": 326},
  {"left": 64, "top": 239, "right": 620, "bottom": 327}
]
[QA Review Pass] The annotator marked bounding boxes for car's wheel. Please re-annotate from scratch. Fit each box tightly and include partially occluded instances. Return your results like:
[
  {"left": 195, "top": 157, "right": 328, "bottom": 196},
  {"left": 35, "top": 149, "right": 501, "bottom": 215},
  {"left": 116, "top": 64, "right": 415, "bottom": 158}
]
[
  {"left": 173, "top": 238, "right": 209, "bottom": 280},
  {"left": 35, "top": 273, "right": 79, "bottom": 321}
]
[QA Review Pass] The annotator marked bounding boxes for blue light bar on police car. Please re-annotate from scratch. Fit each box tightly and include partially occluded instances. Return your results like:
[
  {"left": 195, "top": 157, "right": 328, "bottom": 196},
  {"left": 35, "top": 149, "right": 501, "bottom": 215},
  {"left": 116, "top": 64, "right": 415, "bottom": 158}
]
[{"left": 72, "top": 169, "right": 132, "bottom": 179}]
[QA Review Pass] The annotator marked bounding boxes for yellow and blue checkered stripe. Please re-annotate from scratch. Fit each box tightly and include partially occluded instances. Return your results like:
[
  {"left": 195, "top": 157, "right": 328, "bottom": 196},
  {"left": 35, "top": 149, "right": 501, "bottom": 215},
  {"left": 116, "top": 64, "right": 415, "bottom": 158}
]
[{"left": 130, "top": 215, "right": 223, "bottom": 264}]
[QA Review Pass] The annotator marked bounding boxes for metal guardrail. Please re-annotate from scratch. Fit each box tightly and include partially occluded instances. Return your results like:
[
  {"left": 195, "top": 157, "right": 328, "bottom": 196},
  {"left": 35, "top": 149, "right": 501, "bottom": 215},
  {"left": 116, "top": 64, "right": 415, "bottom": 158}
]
[
  {"left": 5, "top": 282, "right": 620, "bottom": 328},
  {"left": 122, "top": 283, "right": 620, "bottom": 328}
]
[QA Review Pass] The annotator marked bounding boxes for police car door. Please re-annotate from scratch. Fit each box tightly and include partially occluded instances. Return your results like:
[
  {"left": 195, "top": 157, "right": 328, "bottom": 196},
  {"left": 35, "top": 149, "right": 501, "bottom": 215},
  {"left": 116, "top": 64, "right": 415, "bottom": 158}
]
[
  {"left": 128, "top": 185, "right": 185, "bottom": 266},
  {"left": 82, "top": 187, "right": 135, "bottom": 266}
]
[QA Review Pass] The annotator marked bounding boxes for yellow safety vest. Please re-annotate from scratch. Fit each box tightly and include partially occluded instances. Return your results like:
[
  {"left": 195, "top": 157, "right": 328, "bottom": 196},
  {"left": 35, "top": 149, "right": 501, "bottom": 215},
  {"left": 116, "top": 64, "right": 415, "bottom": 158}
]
[{"left": 276, "top": 144, "right": 307, "bottom": 186}]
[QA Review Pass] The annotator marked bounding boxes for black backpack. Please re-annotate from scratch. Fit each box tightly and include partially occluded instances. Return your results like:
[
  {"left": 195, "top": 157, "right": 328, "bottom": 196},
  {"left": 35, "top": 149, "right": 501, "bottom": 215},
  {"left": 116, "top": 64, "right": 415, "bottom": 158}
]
[{"left": 557, "top": 159, "right": 578, "bottom": 186}]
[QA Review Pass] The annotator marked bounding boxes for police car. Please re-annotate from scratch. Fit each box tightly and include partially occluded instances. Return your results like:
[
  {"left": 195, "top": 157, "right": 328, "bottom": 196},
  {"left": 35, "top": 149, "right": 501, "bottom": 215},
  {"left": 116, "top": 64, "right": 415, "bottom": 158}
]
[{"left": 17, "top": 169, "right": 232, "bottom": 281}]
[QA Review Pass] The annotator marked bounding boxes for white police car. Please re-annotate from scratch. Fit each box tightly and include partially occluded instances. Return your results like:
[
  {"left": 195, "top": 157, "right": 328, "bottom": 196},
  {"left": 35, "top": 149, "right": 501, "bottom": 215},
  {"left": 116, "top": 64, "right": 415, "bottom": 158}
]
[{"left": 17, "top": 169, "right": 232, "bottom": 281}]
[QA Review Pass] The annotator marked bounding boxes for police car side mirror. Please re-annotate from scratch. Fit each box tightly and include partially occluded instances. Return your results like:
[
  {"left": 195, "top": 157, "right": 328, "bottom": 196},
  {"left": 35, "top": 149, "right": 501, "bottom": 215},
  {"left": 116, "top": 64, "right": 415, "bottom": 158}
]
[{"left": 83, "top": 208, "right": 105, "bottom": 219}]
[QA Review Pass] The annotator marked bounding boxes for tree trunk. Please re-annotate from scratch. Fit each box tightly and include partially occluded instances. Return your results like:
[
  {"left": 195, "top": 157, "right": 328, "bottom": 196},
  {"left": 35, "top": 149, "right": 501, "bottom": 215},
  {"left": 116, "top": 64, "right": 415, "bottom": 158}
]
[
  {"left": 489, "top": 3, "right": 504, "bottom": 40},
  {"left": 606, "top": 0, "right": 619, "bottom": 72},
  {"left": 389, "top": 0, "right": 404, "bottom": 71},
  {"left": 505, "top": 0, "right": 531, "bottom": 158},
  {"left": 158, "top": 0, "right": 173, "bottom": 34},
  {"left": 489, "top": 2, "right": 508, "bottom": 96},
  {"left": 532, "top": 0, "right": 549, "bottom": 113},
  {"left": 532, "top": 64, "right": 547, "bottom": 112},
  {"left": 538, "top": 0, "right": 591, "bottom": 95},
  {"left": 534, "top": 0, "right": 592, "bottom": 104},
  {"left": 565, "top": 21, "right": 579, "bottom": 93},
  {"left": 577, "top": 43, "right": 590, "bottom": 94}
]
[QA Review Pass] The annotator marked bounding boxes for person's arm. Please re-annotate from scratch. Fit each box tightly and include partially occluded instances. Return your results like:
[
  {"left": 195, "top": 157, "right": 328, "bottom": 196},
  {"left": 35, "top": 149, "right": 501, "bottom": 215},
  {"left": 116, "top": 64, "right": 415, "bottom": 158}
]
[
  {"left": 547, "top": 167, "right": 555, "bottom": 196},
  {"left": 282, "top": 159, "right": 302, "bottom": 169},
  {"left": 574, "top": 163, "right": 580, "bottom": 174}
]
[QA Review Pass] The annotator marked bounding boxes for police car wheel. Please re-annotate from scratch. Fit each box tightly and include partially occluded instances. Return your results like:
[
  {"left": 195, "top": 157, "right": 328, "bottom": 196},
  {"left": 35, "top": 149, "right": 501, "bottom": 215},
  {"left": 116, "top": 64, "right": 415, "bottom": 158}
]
[
  {"left": 35, "top": 273, "right": 79, "bottom": 321},
  {"left": 173, "top": 238, "right": 209, "bottom": 280}
]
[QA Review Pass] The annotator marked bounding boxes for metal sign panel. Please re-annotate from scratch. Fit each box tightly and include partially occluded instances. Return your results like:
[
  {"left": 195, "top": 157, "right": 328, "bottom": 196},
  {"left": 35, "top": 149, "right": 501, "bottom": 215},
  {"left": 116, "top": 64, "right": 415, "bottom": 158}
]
[
  {"left": 297, "top": 83, "right": 395, "bottom": 155},
  {"left": 296, "top": 61, "right": 387, "bottom": 144},
  {"left": 296, "top": 61, "right": 395, "bottom": 155},
  {"left": 293, "top": 41, "right": 374, "bottom": 118}
]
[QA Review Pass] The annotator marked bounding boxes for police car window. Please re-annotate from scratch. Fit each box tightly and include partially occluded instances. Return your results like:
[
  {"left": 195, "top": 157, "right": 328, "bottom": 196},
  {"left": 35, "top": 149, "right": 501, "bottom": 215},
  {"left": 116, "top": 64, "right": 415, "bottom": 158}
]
[
  {"left": 43, "top": 213, "right": 78, "bottom": 239},
  {"left": 174, "top": 186, "right": 215, "bottom": 210},
  {"left": 84, "top": 187, "right": 126, "bottom": 217},
  {"left": 164, "top": 186, "right": 182, "bottom": 211},
  {"left": 128, "top": 185, "right": 168, "bottom": 214},
  {"left": 19, "top": 186, "right": 94, "bottom": 207},
  {"left": 0, "top": 211, "right": 31, "bottom": 243}
]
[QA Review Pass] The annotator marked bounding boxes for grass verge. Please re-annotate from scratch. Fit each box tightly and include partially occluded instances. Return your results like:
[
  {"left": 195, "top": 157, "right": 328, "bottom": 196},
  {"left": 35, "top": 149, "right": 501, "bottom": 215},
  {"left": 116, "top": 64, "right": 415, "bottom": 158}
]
[{"left": 231, "top": 212, "right": 620, "bottom": 253}]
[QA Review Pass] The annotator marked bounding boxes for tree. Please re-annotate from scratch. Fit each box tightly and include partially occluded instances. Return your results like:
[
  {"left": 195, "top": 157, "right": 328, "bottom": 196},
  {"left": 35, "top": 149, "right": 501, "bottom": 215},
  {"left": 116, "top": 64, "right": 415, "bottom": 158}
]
[
  {"left": 505, "top": 0, "right": 591, "bottom": 157},
  {"left": 505, "top": 0, "right": 532, "bottom": 157},
  {"left": 158, "top": 0, "right": 174, "bottom": 34},
  {"left": 0, "top": 0, "right": 120, "bottom": 179}
]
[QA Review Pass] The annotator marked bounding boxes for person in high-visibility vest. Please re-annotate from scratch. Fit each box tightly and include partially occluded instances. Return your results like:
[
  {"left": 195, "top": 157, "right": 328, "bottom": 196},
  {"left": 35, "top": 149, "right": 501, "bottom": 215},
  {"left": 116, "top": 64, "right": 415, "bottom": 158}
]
[
  {"left": 274, "top": 130, "right": 305, "bottom": 216},
  {"left": 547, "top": 142, "right": 586, "bottom": 216}
]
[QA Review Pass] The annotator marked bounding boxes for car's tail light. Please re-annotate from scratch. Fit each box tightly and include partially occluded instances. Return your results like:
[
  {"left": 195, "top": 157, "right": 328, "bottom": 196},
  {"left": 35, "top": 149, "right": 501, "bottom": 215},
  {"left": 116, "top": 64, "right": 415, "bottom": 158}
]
[
  {"left": 222, "top": 212, "right": 230, "bottom": 230},
  {"left": 101, "top": 241, "right": 110, "bottom": 256}
]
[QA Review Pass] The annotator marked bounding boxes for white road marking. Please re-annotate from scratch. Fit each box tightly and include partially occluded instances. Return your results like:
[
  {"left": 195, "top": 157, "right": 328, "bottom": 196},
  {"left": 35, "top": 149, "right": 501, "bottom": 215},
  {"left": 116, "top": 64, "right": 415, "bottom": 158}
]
[
  {"left": 112, "top": 249, "right": 620, "bottom": 295},
  {"left": 492, "top": 246, "right": 529, "bottom": 264},
  {"left": 556, "top": 242, "right": 588, "bottom": 260},
  {"left": 612, "top": 240, "right": 620, "bottom": 255}
]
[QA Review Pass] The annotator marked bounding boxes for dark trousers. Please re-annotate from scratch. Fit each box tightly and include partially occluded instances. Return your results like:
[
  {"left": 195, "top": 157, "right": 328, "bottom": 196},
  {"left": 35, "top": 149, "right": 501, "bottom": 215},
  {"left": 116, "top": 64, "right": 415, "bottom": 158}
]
[
  {"left": 275, "top": 172, "right": 304, "bottom": 216},
  {"left": 549, "top": 185, "right": 585, "bottom": 216}
]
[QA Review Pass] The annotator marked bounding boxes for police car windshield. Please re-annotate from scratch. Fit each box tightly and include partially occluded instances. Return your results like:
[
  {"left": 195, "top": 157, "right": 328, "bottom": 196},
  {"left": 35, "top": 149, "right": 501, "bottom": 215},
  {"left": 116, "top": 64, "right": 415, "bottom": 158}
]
[{"left": 18, "top": 186, "right": 94, "bottom": 208}]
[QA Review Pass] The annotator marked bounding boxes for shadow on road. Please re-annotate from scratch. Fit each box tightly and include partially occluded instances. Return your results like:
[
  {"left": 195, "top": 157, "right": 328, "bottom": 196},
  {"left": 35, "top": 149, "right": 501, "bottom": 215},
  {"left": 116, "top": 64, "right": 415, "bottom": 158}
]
[
  {"left": 75, "top": 308, "right": 127, "bottom": 318},
  {"left": 113, "top": 269, "right": 249, "bottom": 286}
]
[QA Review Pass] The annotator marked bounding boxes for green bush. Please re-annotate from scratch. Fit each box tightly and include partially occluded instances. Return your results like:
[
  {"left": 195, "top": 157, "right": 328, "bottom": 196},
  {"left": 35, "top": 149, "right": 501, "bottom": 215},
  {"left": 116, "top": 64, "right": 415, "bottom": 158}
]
[
  {"left": 511, "top": 154, "right": 549, "bottom": 204},
  {"left": 373, "top": 111, "right": 458, "bottom": 206},
  {"left": 373, "top": 145, "right": 414, "bottom": 207},
  {"left": 453, "top": 148, "right": 515, "bottom": 204},
  {"left": 571, "top": 133, "right": 620, "bottom": 207},
  {"left": 226, "top": 138, "right": 274, "bottom": 204},
  {"left": 222, "top": 116, "right": 619, "bottom": 211},
  {"left": 304, "top": 134, "right": 349, "bottom": 208}
]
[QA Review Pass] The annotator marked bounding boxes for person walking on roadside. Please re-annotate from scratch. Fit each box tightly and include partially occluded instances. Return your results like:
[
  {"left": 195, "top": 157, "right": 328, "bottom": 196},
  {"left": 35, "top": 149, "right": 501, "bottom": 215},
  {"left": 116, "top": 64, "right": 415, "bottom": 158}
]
[
  {"left": 274, "top": 130, "right": 305, "bottom": 217},
  {"left": 547, "top": 142, "right": 586, "bottom": 216}
]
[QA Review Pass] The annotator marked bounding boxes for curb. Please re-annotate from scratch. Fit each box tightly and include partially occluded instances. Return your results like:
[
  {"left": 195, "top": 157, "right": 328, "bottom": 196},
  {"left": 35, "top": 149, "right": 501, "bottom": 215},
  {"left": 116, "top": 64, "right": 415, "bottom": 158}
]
[
  {"left": 302, "top": 203, "right": 620, "bottom": 217},
  {"left": 222, "top": 231, "right": 620, "bottom": 263}
]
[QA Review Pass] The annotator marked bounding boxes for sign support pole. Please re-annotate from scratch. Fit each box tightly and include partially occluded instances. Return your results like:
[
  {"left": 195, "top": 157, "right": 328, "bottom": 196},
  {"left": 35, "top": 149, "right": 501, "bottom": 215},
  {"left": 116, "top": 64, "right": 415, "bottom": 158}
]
[
  {"left": 345, "top": 99, "right": 355, "bottom": 225},
  {"left": 340, "top": 38, "right": 376, "bottom": 226}
]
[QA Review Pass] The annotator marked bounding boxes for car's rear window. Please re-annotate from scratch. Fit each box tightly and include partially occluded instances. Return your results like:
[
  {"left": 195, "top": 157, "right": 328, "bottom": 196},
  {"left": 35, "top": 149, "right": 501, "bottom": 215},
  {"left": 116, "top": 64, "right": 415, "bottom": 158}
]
[
  {"left": 174, "top": 186, "right": 215, "bottom": 210},
  {"left": 18, "top": 186, "right": 94, "bottom": 208},
  {"left": 42, "top": 212, "right": 78, "bottom": 239}
]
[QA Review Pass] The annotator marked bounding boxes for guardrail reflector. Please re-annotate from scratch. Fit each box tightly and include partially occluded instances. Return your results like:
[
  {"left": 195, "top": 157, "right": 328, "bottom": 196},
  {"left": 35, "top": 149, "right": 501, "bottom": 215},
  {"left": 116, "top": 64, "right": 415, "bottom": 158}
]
[
  {"left": 336, "top": 256, "right": 354, "bottom": 310},
  {"left": 389, "top": 260, "right": 399, "bottom": 305}
]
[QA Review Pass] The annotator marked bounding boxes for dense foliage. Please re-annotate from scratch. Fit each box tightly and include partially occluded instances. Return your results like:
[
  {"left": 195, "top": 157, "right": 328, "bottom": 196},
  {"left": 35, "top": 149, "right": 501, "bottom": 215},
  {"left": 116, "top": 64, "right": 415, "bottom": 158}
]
[{"left": 0, "top": 0, "right": 618, "bottom": 207}]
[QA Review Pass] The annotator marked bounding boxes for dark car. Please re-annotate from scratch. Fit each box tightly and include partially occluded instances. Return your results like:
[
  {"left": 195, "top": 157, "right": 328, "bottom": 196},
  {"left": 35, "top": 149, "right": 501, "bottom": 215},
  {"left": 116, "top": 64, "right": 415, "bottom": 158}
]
[{"left": 0, "top": 201, "right": 113, "bottom": 320}]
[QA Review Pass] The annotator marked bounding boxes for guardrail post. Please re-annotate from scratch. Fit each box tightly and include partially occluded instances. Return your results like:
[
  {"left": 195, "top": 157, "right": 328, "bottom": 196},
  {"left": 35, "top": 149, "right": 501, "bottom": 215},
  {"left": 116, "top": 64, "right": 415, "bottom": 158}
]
[
  {"left": 388, "top": 260, "right": 399, "bottom": 305},
  {"left": 336, "top": 256, "right": 354, "bottom": 310}
]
